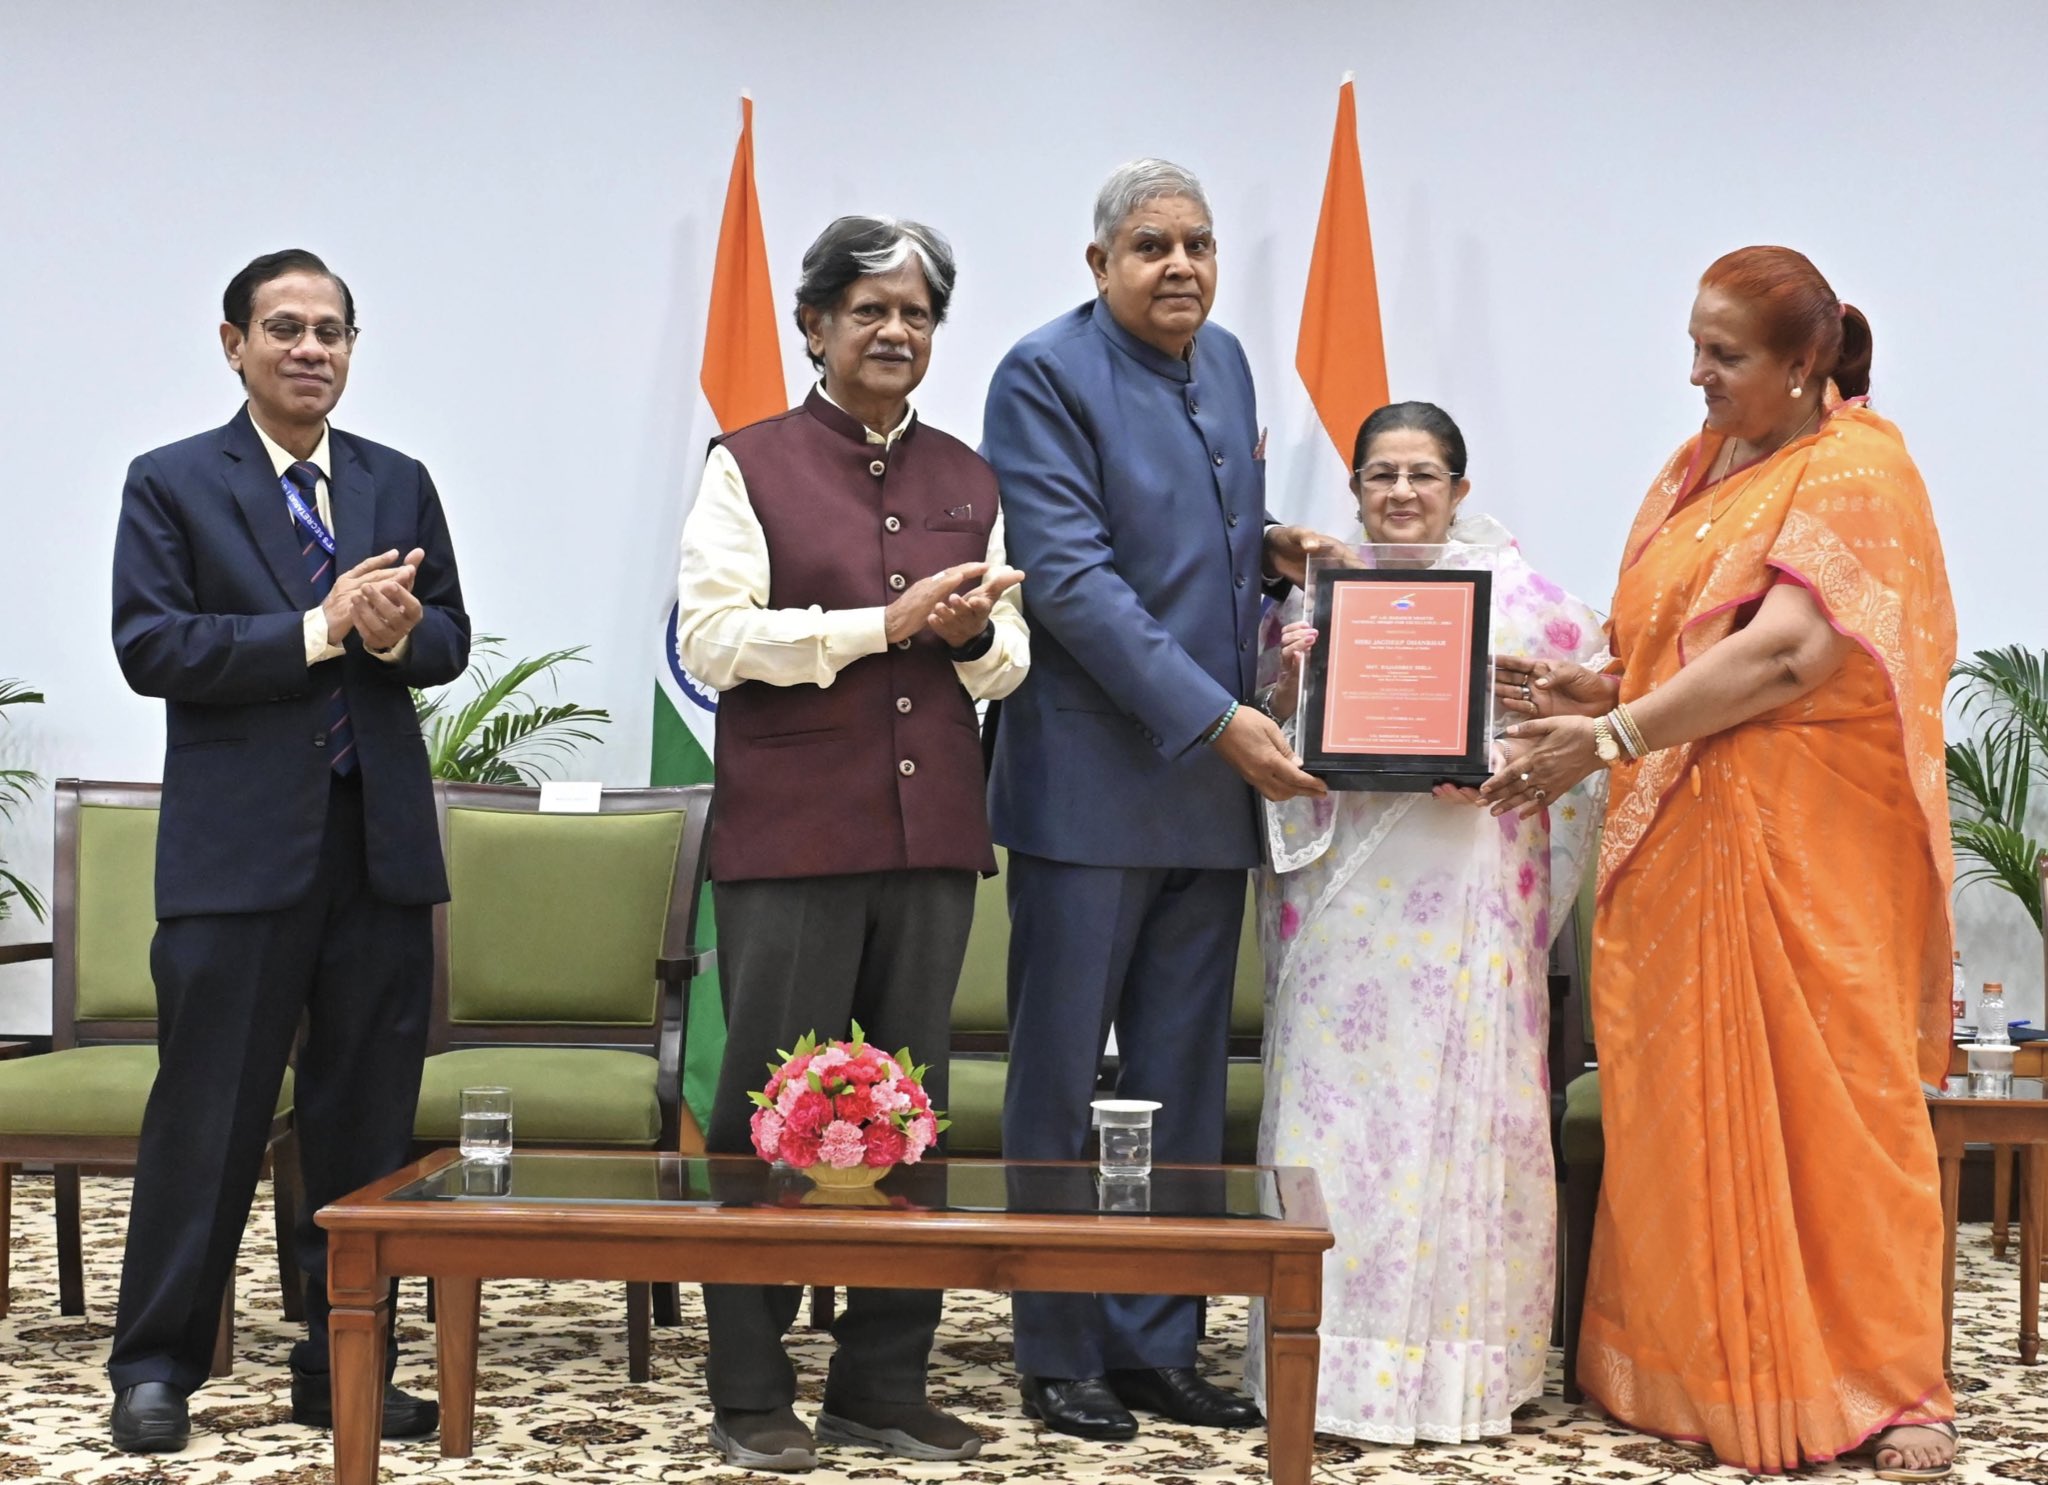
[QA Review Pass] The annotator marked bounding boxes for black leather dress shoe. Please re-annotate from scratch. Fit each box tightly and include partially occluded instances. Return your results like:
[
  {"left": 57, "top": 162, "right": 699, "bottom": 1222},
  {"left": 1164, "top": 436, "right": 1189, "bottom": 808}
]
[
  {"left": 110, "top": 1382, "right": 190, "bottom": 1454},
  {"left": 290, "top": 1366, "right": 440, "bottom": 1438},
  {"left": 1106, "top": 1366, "right": 1264, "bottom": 1428},
  {"left": 1019, "top": 1375, "right": 1138, "bottom": 1441}
]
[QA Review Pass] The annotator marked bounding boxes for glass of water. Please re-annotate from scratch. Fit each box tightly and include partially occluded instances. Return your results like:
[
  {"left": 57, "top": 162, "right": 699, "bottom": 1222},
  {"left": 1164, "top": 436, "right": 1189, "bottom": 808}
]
[
  {"left": 1968, "top": 1043, "right": 2016, "bottom": 1099},
  {"left": 1091, "top": 1098, "right": 1161, "bottom": 1179},
  {"left": 459, "top": 1085, "right": 514, "bottom": 1162}
]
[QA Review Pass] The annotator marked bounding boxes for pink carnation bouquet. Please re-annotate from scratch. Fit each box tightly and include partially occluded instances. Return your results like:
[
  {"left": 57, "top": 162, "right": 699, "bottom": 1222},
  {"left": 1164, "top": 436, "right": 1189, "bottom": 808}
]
[{"left": 747, "top": 1023, "right": 946, "bottom": 1182}]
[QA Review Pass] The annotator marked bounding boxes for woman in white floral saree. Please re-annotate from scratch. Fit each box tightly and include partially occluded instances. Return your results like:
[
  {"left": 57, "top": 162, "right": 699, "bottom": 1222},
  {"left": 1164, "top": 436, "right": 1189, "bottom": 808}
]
[{"left": 1245, "top": 403, "right": 1606, "bottom": 1444}]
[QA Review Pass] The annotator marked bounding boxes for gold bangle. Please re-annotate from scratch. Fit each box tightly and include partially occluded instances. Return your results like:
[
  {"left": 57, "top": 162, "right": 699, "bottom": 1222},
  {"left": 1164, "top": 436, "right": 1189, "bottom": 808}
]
[{"left": 1613, "top": 702, "right": 1648, "bottom": 760}]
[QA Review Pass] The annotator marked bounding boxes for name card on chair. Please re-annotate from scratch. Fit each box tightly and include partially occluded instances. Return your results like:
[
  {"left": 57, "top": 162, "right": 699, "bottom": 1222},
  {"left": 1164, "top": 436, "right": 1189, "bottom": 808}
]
[{"left": 539, "top": 781, "right": 602, "bottom": 814}]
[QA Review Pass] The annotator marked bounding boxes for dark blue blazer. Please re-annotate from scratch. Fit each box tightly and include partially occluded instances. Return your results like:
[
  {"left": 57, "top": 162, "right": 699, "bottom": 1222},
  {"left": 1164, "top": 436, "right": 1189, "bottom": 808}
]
[
  {"left": 111, "top": 406, "right": 469, "bottom": 918},
  {"left": 985, "top": 300, "right": 1268, "bottom": 870}
]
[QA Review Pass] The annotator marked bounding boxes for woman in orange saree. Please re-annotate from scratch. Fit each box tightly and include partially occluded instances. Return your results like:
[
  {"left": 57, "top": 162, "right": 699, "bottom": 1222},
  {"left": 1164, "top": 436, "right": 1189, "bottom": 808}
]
[{"left": 1485, "top": 246, "right": 1958, "bottom": 1479}]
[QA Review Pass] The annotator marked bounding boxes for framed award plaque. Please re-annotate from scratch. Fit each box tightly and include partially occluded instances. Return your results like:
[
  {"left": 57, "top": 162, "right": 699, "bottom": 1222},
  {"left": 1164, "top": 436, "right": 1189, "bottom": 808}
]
[{"left": 1298, "top": 560, "right": 1495, "bottom": 791}]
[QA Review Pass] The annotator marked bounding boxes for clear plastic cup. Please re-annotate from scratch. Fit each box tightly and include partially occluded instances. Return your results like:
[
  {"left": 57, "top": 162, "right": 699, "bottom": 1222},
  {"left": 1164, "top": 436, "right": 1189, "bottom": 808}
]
[
  {"left": 1091, "top": 1098, "right": 1161, "bottom": 1178},
  {"left": 1968, "top": 1043, "right": 2016, "bottom": 1099},
  {"left": 459, "top": 1086, "right": 514, "bottom": 1162}
]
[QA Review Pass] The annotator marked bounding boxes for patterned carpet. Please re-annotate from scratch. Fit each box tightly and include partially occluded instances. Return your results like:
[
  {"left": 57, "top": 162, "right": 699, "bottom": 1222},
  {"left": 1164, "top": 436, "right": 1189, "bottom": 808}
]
[{"left": 1, "top": 1174, "right": 2045, "bottom": 1483}]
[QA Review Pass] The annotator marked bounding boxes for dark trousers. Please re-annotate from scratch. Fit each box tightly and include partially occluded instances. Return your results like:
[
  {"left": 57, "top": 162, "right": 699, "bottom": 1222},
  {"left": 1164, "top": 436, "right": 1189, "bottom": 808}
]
[
  {"left": 108, "top": 775, "right": 432, "bottom": 1395},
  {"left": 702, "top": 868, "right": 975, "bottom": 1412},
  {"left": 1001, "top": 852, "right": 1242, "bottom": 1380}
]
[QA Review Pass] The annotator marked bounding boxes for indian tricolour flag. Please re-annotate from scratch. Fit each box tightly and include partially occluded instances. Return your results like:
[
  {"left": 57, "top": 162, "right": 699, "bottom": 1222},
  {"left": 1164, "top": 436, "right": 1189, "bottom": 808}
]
[
  {"left": 655, "top": 92, "right": 788, "bottom": 1130},
  {"left": 1296, "top": 72, "right": 1390, "bottom": 471}
]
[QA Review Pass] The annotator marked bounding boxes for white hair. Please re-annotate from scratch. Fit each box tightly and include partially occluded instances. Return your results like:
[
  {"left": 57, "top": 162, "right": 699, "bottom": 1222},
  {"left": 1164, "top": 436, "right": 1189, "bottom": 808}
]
[
  {"left": 792, "top": 215, "right": 959, "bottom": 367},
  {"left": 1092, "top": 158, "right": 1211, "bottom": 250}
]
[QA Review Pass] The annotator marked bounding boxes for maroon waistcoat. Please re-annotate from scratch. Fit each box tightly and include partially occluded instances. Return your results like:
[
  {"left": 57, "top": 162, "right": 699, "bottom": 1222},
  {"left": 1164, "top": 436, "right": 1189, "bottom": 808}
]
[{"left": 708, "top": 390, "right": 1001, "bottom": 882}]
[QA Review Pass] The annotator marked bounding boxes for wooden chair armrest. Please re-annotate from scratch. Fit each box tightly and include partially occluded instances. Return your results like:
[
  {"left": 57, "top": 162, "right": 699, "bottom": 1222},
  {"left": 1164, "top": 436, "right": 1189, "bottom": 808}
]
[
  {"left": 0, "top": 942, "right": 54, "bottom": 967},
  {"left": 655, "top": 948, "right": 714, "bottom": 984}
]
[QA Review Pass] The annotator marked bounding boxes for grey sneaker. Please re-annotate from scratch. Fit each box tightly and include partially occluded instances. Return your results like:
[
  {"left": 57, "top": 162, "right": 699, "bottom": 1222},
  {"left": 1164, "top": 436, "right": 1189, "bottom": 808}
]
[
  {"left": 816, "top": 1396, "right": 983, "bottom": 1461},
  {"left": 708, "top": 1406, "right": 817, "bottom": 1472}
]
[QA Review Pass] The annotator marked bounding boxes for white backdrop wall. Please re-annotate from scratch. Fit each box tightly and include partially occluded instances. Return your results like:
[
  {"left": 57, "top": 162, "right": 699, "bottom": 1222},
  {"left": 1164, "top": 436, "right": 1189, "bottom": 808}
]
[{"left": 3, "top": 0, "right": 2044, "bottom": 1031}]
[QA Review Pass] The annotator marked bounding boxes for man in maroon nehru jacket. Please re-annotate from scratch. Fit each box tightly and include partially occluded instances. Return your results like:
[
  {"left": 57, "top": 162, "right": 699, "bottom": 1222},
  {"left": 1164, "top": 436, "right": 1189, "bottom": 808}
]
[{"left": 675, "top": 216, "right": 1028, "bottom": 1473}]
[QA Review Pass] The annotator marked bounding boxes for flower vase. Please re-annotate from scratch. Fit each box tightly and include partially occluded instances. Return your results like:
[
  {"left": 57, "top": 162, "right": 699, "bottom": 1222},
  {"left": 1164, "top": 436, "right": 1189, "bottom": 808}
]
[
  {"left": 798, "top": 1162, "right": 893, "bottom": 1207},
  {"left": 802, "top": 1162, "right": 890, "bottom": 1191}
]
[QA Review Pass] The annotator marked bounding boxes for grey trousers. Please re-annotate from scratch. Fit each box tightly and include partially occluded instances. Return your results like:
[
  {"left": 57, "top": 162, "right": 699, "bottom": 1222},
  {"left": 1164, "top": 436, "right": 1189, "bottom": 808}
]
[{"left": 702, "top": 868, "right": 975, "bottom": 1411}]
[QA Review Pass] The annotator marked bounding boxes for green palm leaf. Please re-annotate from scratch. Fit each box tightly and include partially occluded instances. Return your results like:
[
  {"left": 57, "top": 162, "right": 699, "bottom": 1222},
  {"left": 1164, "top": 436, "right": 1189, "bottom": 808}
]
[
  {"left": 411, "top": 637, "right": 611, "bottom": 785},
  {"left": 1948, "top": 646, "right": 2048, "bottom": 935},
  {"left": 1951, "top": 645, "right": 2048, "bottom": 782},
  {"left": 0, "top": 867, "right": 46, "bottom": 925},
  {"left": 0, "top": 678, "right": 44, "bottom": 924},
  {"left": 1949, "top": 819, "right": 2043, "bottom": 929}
]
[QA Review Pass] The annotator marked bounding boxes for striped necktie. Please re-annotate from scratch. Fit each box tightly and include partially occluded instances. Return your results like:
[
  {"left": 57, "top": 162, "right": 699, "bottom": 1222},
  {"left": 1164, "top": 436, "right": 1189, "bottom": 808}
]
[{"left": 283, "top": 461, "right": 355, "bottom": 775}]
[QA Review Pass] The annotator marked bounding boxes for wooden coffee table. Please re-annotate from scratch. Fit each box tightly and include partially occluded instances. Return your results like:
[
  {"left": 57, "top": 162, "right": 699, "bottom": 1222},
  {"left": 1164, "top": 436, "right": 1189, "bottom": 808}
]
[
  {"left": 1927, "top": 1076, "right": 2048, "bottom": 1369},
  {"left": 318, "top": 1149, "right": 1332, "bottom": 1484}
]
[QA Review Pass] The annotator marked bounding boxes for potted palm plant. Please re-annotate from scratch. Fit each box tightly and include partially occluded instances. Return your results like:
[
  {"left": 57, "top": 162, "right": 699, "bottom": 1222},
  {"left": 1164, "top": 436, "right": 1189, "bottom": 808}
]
[
  {"left": 1947, "top": 645, "right": 2047, "bottom": 930},
  {"left": 0, "top": 679, "right": 46, "bottom": 923},
  {"left": 413, "top": 638, "right": 611, "bottom": 784}
]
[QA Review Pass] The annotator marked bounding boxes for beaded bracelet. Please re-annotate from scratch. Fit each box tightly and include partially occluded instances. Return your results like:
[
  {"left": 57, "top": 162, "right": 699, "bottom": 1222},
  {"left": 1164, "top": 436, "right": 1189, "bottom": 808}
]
[{"left": 1201, "top": 701, "right": 1240, "bottom": 747}]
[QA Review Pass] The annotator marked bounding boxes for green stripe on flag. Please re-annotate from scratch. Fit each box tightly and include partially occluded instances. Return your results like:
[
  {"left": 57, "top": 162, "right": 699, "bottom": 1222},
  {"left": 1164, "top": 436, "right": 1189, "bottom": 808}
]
[{"left": 653, "top": 684, "right": 722, "bottom": 1131}]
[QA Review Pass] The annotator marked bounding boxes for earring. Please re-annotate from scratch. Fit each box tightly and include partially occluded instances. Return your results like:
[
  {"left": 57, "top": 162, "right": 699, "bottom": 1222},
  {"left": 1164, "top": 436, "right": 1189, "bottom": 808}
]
[{"left": 1790, "top": 386, "right": 1803, "bottom": 398}]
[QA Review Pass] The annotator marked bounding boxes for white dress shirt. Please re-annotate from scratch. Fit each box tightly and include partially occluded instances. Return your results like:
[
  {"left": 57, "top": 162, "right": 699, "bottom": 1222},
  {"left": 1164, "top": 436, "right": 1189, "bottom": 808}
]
[
  {"left": 249, "top": 412, "right": 409, "bottom": 667},
  {"left": 674, "top": 388, "right": 1028, "bottom": 700}
]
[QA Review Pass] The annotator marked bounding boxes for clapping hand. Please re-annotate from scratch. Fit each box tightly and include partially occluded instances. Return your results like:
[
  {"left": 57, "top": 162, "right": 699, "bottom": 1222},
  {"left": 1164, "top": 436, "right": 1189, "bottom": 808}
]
[
  {"left": 322, "top": 548, "right": 422, "bottom": 648},
  {"left": 884, "top": 562, "right": 1024, "bottom": 647},
  {"left": 926, "top": 565, "right": 1026, "bottom": 648},
  {"left": 351, "top": 547, "right": 426, "bottom": 651}
]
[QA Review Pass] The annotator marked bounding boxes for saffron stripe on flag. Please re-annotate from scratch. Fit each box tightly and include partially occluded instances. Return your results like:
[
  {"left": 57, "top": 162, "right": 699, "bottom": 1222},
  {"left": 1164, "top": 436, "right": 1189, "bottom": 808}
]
[
  {"left": 655, "top": 91, "right": 787, "bottom": 1135},
  {"left": 1297, "top": 72, "right": 1391, "bottom": 466}
]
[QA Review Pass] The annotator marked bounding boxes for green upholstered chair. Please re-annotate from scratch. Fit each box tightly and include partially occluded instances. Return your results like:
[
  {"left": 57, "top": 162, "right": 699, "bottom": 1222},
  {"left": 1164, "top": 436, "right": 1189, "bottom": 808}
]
[
  {"left": 0, "top": 781, "right": 298, "bottom": 1376},
  {"left": 1224, "top": 892, "right": 1266, "bottom": 1162},
  {"left": 945, "top": 862, "right": 1011, "bottom": 1158},
  {"left": 822, "top": 863, "right": 1266, "bottom": 1336},
  {"left": 1555, "top": 863, "right": 1602, "bottom": 1404},
  {"left": 947, "top": 861, "right": 1268, "bottom": 1162},
  {"left": 413, "top": 781, "right": 713, "bottom": 1381}
]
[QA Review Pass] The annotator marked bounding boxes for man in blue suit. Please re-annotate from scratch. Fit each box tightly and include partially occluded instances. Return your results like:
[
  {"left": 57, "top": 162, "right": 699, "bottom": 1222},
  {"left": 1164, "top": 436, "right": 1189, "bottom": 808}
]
[
  {"left": 985, "top": 161, "right": 1339, "bottom": 1440},
  {"left": 105, "top": 250, "right": 468, "bottom": 1453}
]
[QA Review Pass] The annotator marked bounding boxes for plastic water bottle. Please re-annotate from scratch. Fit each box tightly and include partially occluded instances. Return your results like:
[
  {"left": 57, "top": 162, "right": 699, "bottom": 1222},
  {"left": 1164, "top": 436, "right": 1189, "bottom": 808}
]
[
  {"left": 1969, "top": 983, "right": 2014, "bottom": 1098},
  {"left": 1951, "top": 951, "right": 1972, "bottom": 1039}
]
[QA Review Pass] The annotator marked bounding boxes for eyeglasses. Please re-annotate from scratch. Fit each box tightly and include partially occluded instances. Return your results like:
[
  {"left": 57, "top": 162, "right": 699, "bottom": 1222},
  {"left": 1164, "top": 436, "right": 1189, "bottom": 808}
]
[
  {"left": 250, "top": 317, "right": 359, "bottom": 352},
  {"left": 1355, "top": 465, "right": 1458, "bottom": 497}
]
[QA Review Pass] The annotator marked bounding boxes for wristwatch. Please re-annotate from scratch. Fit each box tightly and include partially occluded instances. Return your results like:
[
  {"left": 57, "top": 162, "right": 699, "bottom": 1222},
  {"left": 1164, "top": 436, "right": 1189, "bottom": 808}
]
[{"left": 1592, "top": 714, "right": 1621, "bottom": 765}]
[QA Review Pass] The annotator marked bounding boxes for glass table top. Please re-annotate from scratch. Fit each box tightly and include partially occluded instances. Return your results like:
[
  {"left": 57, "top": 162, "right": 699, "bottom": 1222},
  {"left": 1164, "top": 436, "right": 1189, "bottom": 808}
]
[
  {"left": 388, "top": 1154, "right": 1285, "bottom": 1221},
  {"left": 1929, "top": 1076, "right": 2046, "bottom": 1103}
]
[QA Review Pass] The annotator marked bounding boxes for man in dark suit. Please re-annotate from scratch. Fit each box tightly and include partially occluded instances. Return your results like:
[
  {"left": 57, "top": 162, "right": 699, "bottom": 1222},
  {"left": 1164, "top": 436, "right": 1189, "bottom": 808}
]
[
  {"left": 105, "top": 249, "right": 469, "bottom": 1453},
  {"left": 984, "top": 161, "right": 1336, "bottom": 1442}
]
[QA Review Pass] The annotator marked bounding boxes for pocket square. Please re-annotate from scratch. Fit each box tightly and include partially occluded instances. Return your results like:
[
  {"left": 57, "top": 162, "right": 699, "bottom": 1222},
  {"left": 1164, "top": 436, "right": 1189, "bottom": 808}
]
[{"left": 945, "top": 503, "right": 973, "bottom": 521}]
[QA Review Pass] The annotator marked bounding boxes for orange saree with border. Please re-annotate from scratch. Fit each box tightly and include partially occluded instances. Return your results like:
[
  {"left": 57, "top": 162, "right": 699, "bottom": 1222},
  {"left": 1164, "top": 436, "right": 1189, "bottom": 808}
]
[{"left": 1578, "top": 400, "right": 1957, "bottom": 1470}]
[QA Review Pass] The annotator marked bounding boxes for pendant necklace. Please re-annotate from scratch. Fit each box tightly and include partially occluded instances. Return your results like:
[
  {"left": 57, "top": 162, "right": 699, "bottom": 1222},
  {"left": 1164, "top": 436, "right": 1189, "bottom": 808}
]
[
  {"left": 1692, "top": 404, "right": 1822, "bottom": 541},
  {"left": 1692, "top": 439, "right": 1742, "bottom": 541}
]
